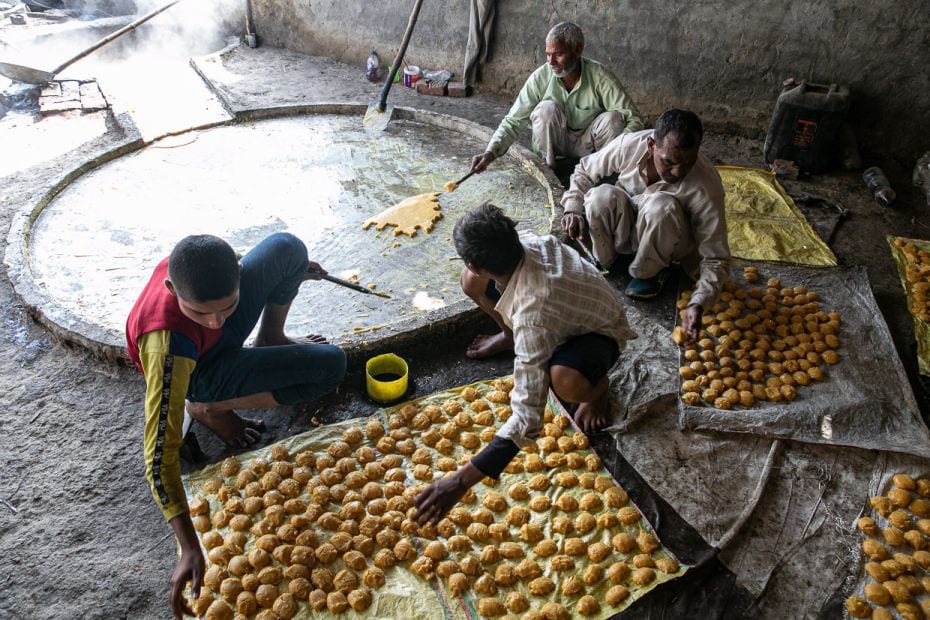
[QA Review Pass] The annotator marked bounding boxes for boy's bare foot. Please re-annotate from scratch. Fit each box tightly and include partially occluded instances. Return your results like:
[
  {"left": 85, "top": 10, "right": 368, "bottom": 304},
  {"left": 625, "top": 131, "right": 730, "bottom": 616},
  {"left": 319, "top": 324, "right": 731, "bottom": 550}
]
[
  {"left": 465, "top": 332, "right": 514, "bottom": 359},
  {"left": 574, "top": 399, "right": 610, "bottom": 435},
  {"left": 187, "top": 406, "right": 266, "bottom": 448},
  {"left": 254, "top": 334, "right": 328, "bottom": 347}
]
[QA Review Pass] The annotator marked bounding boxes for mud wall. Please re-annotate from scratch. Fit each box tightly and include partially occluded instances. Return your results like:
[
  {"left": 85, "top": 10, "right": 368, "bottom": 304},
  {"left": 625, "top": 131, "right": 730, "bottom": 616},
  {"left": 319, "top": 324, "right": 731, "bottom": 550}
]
[{"left": 251, "top": 0, "right": 929, "bottom": 161}]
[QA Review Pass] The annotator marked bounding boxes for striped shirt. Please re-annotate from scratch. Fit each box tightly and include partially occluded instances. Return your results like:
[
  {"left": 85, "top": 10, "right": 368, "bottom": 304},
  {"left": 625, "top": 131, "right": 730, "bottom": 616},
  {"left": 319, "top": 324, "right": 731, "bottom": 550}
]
[
  {"left": 495, "top": 233, "right": 636, "bottom": 447},
  {"left": 138, "top": 330, "right": 198, "bottom": 521}
]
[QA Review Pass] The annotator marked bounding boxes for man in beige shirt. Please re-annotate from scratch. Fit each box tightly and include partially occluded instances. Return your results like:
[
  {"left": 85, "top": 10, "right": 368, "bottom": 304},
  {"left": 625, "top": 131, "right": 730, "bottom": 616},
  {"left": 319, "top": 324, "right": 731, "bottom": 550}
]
[
  {"left": 562, "top": 109, "right": 729, "bottom": 341},
  {"left": 414, "top": 203, "right": 635, "bottom": 524}
]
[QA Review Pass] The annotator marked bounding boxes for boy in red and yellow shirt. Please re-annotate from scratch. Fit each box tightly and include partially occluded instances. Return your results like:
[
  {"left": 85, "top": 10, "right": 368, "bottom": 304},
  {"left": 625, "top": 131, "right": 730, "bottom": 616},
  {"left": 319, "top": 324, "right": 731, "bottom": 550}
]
[{"left": 126, "top": 232, "right": 345, "bottom": 618}]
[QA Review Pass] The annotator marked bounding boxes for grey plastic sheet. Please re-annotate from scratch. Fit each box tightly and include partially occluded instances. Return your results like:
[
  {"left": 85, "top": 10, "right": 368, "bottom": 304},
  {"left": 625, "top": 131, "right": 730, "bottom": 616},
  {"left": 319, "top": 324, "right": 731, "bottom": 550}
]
[
  {"left": 840, "top": 451, "right": 930, "bottom": 617},
  {"left": 596, "top": 276, "right": 930, "bottom": 615},
  {"left": 601, "top": 306, "right": 927, "bottom": 614},
  {"left": 674, "top": 262, "right": 930, "bottom": 459},
  {"left": 613, "top": 408, "right": 882, "bottom": 614}
]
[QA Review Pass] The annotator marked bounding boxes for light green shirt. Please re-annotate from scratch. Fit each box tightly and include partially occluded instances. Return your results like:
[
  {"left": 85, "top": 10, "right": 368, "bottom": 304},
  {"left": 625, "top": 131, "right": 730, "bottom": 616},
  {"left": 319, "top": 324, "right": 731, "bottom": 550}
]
[{"left": 486, "top": 57, "right": 643, "bottom": 158}]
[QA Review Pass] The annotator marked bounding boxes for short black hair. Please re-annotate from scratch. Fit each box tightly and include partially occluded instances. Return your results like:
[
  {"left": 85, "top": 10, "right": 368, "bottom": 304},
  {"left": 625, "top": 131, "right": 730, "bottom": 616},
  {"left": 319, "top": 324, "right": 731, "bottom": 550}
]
[
  {"left": 654, "top": 109, "right": 704, "bottom": 149},
  {"left": 167, "top": 235, "right": 239, "bottom": 302},
  {"left": 453, "top": 203, "right": 524, "bottom": 277}
]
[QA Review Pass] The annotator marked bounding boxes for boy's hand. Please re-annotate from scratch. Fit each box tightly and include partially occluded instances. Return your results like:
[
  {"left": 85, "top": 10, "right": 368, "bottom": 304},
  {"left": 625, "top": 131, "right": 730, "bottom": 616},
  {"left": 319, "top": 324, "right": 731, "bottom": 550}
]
[
  {"left": 168, "top": 514, "right": 204, "bottom": 619},
  {"left": 305, "top": 261, "right": 327, "bottom": 280},
  {"left": 414, "top": 462, "right": 484, "bottom": 525},
  {"left": 170, "top": 549, "right": 204, "bottom": 619}
]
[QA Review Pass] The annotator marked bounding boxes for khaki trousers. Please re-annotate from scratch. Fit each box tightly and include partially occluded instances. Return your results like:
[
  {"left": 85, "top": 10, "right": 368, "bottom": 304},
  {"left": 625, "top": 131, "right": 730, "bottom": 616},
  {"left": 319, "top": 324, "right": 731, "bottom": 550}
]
[
  {"left": 584, "top": 184, "right": 696, "bottom": 278},
  {"left": 530, "top": 100, "right": 627, "bottom": 166}
]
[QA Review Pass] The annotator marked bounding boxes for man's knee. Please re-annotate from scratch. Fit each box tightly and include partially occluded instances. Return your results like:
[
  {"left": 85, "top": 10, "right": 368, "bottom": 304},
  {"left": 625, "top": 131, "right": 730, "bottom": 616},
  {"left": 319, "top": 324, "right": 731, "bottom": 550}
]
[
  {"left": 590, "top": 111, "right": 626, "bottom": 148},
  {"left": 531, "top": 100, "right": 564, "bottom": 125},
  {"left": 460, "top": 267, "right": 487, "bottom": 300},
  {"left": 639, "top": 194, "right": 683, "bottom": 227},
  {"left": 585, "top": 184, "right": 623, "bottom": 220},
  {"left": 550, "top": 364, "right": 592, "bottom": 403}
]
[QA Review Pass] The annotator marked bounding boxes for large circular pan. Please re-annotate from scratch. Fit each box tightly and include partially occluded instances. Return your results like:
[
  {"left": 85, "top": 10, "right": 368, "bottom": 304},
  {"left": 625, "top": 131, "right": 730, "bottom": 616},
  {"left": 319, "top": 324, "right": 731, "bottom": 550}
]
[{"left": 5, "top": 104, "right": 562, "bottom": 363}]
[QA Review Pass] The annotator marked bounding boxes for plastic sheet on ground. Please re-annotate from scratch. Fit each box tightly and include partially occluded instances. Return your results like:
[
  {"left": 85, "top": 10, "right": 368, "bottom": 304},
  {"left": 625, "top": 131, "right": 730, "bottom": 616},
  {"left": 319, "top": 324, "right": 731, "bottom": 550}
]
[
  {"left": 183, "top": 377, "right": 688, "bottom": 619},
  {"left": 602, "top": 299, "right": 930, "bottom": 615},
  {"left": 719, "top": 166, "right": 838, "bottom": 267},
  {"left": 675, "top": 261, "right": 930, "bottom": 458},
  {"left": 888, "top": 235, "right": 930, "bottom": 377},
  {"left": 844, "top": 452, "right": 930, "bottom": 617}
]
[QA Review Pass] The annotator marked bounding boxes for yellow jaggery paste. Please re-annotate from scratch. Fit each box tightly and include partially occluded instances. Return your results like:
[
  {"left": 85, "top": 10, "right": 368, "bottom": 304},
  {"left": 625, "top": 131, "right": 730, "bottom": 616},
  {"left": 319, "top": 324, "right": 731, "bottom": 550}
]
[{"left": 363, "top": 192, "right": 443, "bottom": 237}]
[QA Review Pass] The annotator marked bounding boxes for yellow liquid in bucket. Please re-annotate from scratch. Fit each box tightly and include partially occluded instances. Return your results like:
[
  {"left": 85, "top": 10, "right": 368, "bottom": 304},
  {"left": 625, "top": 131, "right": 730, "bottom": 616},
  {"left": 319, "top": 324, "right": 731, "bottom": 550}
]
[{"left": 366, "top": 353, "right": 409, "bottom": 403}]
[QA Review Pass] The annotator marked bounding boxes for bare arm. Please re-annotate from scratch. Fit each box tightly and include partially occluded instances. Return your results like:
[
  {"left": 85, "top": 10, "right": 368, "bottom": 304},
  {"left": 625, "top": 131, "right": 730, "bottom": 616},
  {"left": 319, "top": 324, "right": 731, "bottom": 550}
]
[
  {"left": 168, "top": 514, "right": 204, "bottom": 619},
  {"left": 414, "top": 461, "right": 485, "bottom": 525}
]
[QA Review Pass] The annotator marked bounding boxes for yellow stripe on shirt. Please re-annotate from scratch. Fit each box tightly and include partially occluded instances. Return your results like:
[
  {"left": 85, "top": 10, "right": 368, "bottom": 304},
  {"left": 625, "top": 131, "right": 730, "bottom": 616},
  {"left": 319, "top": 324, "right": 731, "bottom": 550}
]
[{"left": 138, "top": 330, "right": 197, "bottom": 522}]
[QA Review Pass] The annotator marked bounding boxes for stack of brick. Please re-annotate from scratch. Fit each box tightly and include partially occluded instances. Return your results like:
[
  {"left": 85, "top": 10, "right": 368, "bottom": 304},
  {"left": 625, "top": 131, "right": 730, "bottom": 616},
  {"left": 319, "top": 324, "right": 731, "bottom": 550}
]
[
  {"left": 38, "top": 80, "right": 108, "bottom": 116},
  {"left": 415, "top": 80, "right": 467, "bottom": 98}
]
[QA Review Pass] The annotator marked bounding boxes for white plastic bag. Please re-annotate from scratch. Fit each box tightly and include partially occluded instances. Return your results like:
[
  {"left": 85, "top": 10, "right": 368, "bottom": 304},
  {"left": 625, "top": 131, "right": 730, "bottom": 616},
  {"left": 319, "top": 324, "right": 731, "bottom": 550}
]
[{"left": 914, "top": 151, "right": 930, "bottom": 205}]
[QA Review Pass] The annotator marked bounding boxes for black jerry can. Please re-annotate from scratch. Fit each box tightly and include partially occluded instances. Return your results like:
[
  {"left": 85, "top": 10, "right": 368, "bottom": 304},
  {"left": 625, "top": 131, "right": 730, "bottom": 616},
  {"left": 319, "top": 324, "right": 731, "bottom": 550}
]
[{"left": 763, "top": 79, "right": 850, "bottom": 174}]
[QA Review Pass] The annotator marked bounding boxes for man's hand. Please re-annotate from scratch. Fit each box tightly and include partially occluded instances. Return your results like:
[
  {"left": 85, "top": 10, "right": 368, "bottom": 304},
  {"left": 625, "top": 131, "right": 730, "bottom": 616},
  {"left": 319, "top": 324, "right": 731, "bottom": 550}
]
[
  {"left": 415, "top": 462, "right": 484, "bottom": 525},
  {"left": 168, "top": 514, "right": 204, "bottom": 619},
  {"left": 304, "top": 261, "right": 327, "bottom": 280},
  {"left": 561, "top": 212, "right": 587, "bottom": 242},
  {"left": 681, "top": 304, "right": 702, "bottom": 344},
  {"left": 471, "top": 151, "right": 496, "bottom": 174}
]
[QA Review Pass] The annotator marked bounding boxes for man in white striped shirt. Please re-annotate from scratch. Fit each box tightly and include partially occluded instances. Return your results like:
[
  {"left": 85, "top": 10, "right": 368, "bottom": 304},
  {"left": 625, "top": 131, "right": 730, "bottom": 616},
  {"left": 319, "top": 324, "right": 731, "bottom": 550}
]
[{"left": 415, "top": 204, "right": 635, "bottom": 524}]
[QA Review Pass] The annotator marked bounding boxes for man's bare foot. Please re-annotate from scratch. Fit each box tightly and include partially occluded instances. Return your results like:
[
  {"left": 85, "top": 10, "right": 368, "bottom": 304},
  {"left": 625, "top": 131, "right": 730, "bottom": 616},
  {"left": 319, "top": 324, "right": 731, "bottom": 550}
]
[
  {"left": 465, "top": 332, "right": 514, "bottom": 359},
  {"left": 186, "top": 405, "right": 266, "bottom": 448},
  {"left": 254, "top": 334, "right": 328, "bottom": 347},
  {"left": 573, "top": 400, "right": 610, "bottom": 434}
]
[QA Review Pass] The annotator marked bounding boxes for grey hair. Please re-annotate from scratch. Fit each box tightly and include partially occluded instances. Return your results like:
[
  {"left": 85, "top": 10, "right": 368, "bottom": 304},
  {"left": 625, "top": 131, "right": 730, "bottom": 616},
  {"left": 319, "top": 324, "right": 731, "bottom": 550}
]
[{"left": 546, "top": 22, "right": 584, "bottom": 50}]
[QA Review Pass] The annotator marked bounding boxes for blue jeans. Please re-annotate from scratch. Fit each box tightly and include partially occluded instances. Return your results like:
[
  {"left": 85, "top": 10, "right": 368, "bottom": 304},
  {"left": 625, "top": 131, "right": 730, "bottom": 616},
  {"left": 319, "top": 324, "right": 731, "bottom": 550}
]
[{"left": 188, "top": 233, "right": 346, "bottom": 406}]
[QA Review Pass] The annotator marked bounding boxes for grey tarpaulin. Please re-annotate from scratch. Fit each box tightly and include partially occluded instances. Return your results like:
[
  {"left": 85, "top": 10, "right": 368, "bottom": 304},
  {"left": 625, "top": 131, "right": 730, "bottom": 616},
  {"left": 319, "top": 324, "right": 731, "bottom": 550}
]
[
  {"left": 676, "top": 262, "right": 930, "bottom": 459},
  {"left": 462, "top": 0, "right": 496, "bottom": 88},
  {"left": 843, "top": 451, "right": 930, "bottom": 613},
  {"left": 600, "top": 293, "right": 930, "bottom": 615}
]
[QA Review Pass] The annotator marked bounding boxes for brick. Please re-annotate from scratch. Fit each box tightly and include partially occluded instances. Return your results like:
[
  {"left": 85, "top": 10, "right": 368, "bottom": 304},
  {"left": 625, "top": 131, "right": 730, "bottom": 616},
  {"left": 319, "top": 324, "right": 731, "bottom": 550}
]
[
  {"left": 447, "top": 81, "right": 467, "bottom": 97},
  {"left": 416, "top": 80, "right": 447, "bottom": 96},
  {"left": 39, "top": 97, "right": 82, "bottom": 114},
  {"left": 80, "top": 82, "right": 108, "bottom": 111},
  {"left": 40, "top": 82, "right": 61, "bottom": 98},
  {"left": 59, "top": 81, "right": 81, "bottom": 101}
]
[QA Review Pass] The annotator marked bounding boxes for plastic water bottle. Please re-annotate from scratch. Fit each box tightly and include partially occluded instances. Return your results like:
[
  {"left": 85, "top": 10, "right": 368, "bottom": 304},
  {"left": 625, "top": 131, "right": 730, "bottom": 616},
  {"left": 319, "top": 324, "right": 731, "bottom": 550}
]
[
  {"left": 862, "top": 167, "right": 896, "bottom": 207},
  {"left": 366, "top": 51, "right": 380, "bottom": 83}
]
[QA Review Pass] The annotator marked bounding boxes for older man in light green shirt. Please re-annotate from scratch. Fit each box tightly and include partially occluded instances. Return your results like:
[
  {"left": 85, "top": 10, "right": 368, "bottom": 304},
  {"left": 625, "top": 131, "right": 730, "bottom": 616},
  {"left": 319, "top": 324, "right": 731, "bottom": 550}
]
[{"left": 472, "top": 21, "right": 642, "bottom": 172}]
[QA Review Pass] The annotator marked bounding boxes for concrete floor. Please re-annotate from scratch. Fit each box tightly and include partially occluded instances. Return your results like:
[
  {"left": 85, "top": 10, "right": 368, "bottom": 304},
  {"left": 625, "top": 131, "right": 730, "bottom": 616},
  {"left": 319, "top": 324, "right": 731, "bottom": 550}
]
[{"left": 1, "top": 33, "right": 929, "bottom": 620}]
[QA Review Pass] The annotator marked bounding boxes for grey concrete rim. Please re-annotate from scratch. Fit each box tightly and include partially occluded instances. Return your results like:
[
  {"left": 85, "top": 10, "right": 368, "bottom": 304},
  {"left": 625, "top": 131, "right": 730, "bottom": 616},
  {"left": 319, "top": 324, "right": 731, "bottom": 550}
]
[{"left": 3, "top": 103, "right": 563, "bottom": 365}]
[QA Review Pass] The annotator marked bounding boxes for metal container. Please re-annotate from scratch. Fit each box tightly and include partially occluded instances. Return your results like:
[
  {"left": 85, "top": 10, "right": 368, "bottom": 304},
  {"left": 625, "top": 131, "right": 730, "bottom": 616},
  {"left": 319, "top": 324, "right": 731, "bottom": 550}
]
[{"left": 763, "top": 79, "right": 850, "bottom": 174}]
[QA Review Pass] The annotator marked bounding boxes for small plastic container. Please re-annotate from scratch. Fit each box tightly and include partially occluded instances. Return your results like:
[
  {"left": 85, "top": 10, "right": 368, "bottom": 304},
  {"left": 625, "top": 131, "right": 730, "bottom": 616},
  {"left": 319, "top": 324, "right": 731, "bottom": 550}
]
[
  {"left": 366, "top": 50, "right": 380, "bottom": 82},
  {"left": 862, "top": 167, "right": 896, "bottom": 207},
  {"left": 366, "top": 354, "right": 409, "bottom": 403},
  {"left": 403, "top": 65, "right": 421, "bottom": 88}
]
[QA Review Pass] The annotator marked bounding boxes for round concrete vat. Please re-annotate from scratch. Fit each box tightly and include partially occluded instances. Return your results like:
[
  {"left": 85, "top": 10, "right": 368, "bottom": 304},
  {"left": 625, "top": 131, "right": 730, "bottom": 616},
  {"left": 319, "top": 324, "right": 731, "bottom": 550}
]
[{"left": 4, "top": 104, "right": 563, "bottom": 365}]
